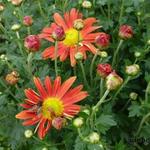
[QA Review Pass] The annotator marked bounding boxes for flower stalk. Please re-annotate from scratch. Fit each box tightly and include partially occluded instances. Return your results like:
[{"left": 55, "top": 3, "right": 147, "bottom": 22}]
[{"left": 54, "top": 40, "right": 58, "bottom": 76}]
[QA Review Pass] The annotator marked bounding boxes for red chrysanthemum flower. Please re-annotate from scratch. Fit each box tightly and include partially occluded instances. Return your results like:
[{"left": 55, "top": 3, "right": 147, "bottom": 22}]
[
  {"left": 39, "top": 8, "right": 100, "bottom": 67},
  {"left": 16, "top": 76, "right": 88, "bottom": 139}
]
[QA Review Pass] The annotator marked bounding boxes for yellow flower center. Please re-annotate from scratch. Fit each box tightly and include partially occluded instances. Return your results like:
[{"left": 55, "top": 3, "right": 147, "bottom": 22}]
[
  {"left": 63, "top": 28, "right": 82, "bottom": 46},
  {"left": 42, "top": 97, "right": 64, "bottom": 120}
]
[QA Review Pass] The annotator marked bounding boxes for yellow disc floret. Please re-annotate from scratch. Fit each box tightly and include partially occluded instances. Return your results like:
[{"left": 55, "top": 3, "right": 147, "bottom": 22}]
[
  {"left": 42, "top": 97, "right": 64, "bottom": 120},
  {"left": 63, "top": 28, "right": 82, "bottom": 46}
]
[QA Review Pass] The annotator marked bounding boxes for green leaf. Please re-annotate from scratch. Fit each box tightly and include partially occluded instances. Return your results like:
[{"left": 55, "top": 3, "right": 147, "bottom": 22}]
[
  {"left": 96, "top": 114, "right": 117, "bottom": 134},
  {"left": 74, "top": 136, "right": 87, "bottom": 150},
  {"left": 128, "top": 103, "right": 142, "bottom": 117}
]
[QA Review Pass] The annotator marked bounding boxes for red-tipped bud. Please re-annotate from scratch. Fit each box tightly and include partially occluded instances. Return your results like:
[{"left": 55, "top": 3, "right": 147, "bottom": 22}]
[
  {"left": 24, "top": 35, "right": 40, "bottom": 52},
  {"left": 52, "top": 117, "right": 66, "bottom": 130},
  {"left": 97, "top": 63, "right": 112, "bottom": 78},
  {"left": 106, "top": 71, "right": 123, "bottom": 90},
  {"left": 95, "top": 32, "right": 110, "bottom": 49},
  {"left": 52, "top": 26, "right": 65, "bottom": 41},
  {"left": 119, "top": 25, "right": 133, "bottom": 39},
  {"left": 23, "top": 16, "right": 33, "bottom": 26},
  {"left": 5, "top": 71, "right": 19, "bottom": 85}
]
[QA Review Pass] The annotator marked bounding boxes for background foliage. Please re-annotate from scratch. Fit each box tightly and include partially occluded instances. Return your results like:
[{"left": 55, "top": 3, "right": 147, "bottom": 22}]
[{"left": 0, "top": 0, "right": 150, "bottom": 150}]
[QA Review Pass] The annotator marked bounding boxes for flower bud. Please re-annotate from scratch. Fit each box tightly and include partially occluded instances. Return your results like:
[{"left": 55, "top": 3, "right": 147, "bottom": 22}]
[
  {"left": 5, "top": 71, "right": 19, "bottom": 85},
  {"left": 119, "top": 25, "right": 133, "bottom": 40},
  {"left": 23, "top": 16, "right": 33, "bottom": 26},
  {"left": 11, "top": 0, "right": 23, "bottom": 6},
  {"left": 0, "top": 3, "right": 5, "bottom": 12},
  {"left": 52, "top": 26, "right": 65, "bottom": 41},
  {"left": 52, "top": 117, "right": 66, "bottom": 130},
  {"left": 99, "top": 51, "right": 108, "bottom": 58},
  {"left": 75, "top": 52, "right": 83, "bottom": 60},
  {"left": 97, "top": 63, "right": 112, "bottom": 78},
  {"left": 134, "top": 52, "right": 141, "bottom": 58},
  {"left": 129, "top": 92, "right": 138, "bottom": 100},
  {"left": 24, "top": 35, "right": 40, "bottom": 52},
  {"left": 82, "top": 0, "right": 92, "bottom": 9},
  {"left": 82, "top": 108, "right": 90, "bottom": 115},
  {"left": 0, "top": 91, "right": 2, "bottom": 95},
  {"left": 125, "top": 64, "right": 140, "bottom": 76},
  {"left": 73, "top": 19, "right": 84, "bottom": 30},
  {"left": 73, "top": 117, "right": 84, "bottom": 128},
  {"left": 137, "top": 12, "right": 141, "bottom": 16},
  {"left": 24, "top": 129, "right": 33, "bottom": 138},
  {"left": 88, "top": 132, "right": 100, "bottom": 144},
  {"left": 95, "top": 33, "right": 110, "bottom": 49},
  {"left": 11, "top": 24, "right": 21, "bottom": 31},
  {"left": 42, "top": 148, "right": 48, "bottom": 150},
  {"left": 106, "top": 71, "right": 123, "bottom": 90},
  {"left": 147, "top": 40, "right": 150, "bottom": 45},
  {"left": 0, "top": 54, "right": 8, "bottom": 62}
]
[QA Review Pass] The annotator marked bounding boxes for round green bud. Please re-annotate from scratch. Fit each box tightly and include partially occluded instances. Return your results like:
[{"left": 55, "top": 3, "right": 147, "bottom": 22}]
[
  {"left": 24, "top": 129, "right": 33, "bottom": 138},
  {"left": 134, "top": 52, "right": 141, "bottom": 58},
  {"left": 88, "top": 132, "right": 100, "bottom": 144},
  {"left": 129, "top": 92, "right": 138, "bottom": 100},
  {"left": 73, "top": 117, "right": 84, "bottom": 128},
  {"left": 11, "top": 24, "right": 21, "bottom": 31},
  {"left": 75, "top": 52, "right": 83, "bottom": 60}
]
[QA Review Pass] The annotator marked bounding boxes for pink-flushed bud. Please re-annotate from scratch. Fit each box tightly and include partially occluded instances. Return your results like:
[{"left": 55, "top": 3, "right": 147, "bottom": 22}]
[
  {"left": 52, "top": 117, "right": 66, "bottom": 130},
  {"left": 24, "top": 35, "right": 40, "bottom": 52},
  {"left": 95, "top": 32, "right": 110, "bottom": 49},
  {"left": 23, "top": 16, "right": 33, "bottom": 26},
  {"left": 125, "top": 64, "right": 140, "bottom": 76},
  {"left": 11, "top": 0, "right": 23, "bottom": 6},
  {"left": 106, "top": 71, "right": 123, "bottom": 90},
  {"left": 52, "top": 26, "right": 65, "bottom": 41},
  {"left": 97, "top": 63, "right": 112, "bottom": 78},
  {"left": 119, "top": 25, "right": 133, "bottom": 40}
]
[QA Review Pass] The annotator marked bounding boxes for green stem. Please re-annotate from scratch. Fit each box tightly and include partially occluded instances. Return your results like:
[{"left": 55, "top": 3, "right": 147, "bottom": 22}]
[
  {"left": 112, "top": 76, "right": 131, "bottom": 101},
  {"left": 136, "top": 112, "right": 150, "bottom": 136},
  {"left": 90, "top": 89, "right": 110, "bottom": 128},
  {"left": 119, "top": 0, "right": 124, "bottom": 24},
  {"left": 112, "top": 39, "right": 124, "bottom": 68},
  {"left": 37, "top": 0, "right": 46, "bottom": 19},
  {"left": 137, "top": 16, "right": 141, "bottom": 26},
  {"left": 90, "top": 53, "right": 98, "bottom": 86},
  {"left": 27, "top": 27, "right": 31, "bottom": 35},
  {"left": 73, "top": 66, "right": 77, "bottom": 76},
  {"left": 145, "top": 82, "right": 150, "bottom": 103},
  {"left": 27, "top": 52, "right": 33, "bottom": 78},
  {"left": 54, "top": 40, "right": 58, "bottom": 76},
  {"left": 100, "top": 78, "right": 104, "bottom": 98},
  {"left": 79, "top": 61, "right": 90, "bottom": 89},
  {"left": 100, "top": 5, "right": 107, "bottom": 17},
  {"left": 77, "top": 128, "right": 89, "bottom": 142},
  {"left": 107, "top": 1, "right": 111, "bottom": 20}
]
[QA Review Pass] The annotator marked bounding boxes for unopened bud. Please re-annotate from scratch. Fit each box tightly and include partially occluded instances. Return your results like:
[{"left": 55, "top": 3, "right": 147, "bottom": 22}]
[
  {"left": 0, "top": 54, "right": 8, "bottom": 62},
  {"left": 88, "top": 132, "right": 100, "bottom": 144},
  {"left": 134, "top": 52, "right": 141, "bottom": 58},
  {"left": 147, "top": 40, "right": 150, "bottom": 45},
  {"left": 5, "top": 71, "right": 19, "bottom": 85},
  {"left": 0, "top": 91, "right": 2, "bottom": 95},
  {"left": 82, "top": 0, "right": 92, "bottom": 9},
  {"left": 137, "top": 12, "right": 141, "bottom": 16},
  {"left": 0, "top": 3, "right": 5, "bottom": 12},
  {"left": 11, "top": 0, "right": 23, "bottom": 6},
  {"left": 24, "top": 129, "right": 33, "bottom": 138},
  {"left": 75, "top": 52, "right": 83, "bottom": 60},
  {"left": 23, "top": 16, "right": 33, "bottom": 26},
  {"left": 11, "top": 24, "right": 21, "bottom": 31},
  {"left": 52, "top": 26, "right": 65, "bottom": 41},
  {"left": 73, "top": 19, "right": 84, "bottom": 30},
  {"left": 106, "top": 71, "right": 123, "bottom": 90},
  {"left": 73, "top": 117, "right": 84, "bottom": 128},
  {"left": 125, "top": 64, "right": 140, "bottom": 76},
  {"left": 42, "top": 147, "right": 48, "bottom": 150},
  {"left": 52, "top": 117, "right": 66, "bottom": 130},
  {"left": 82, "top": 108, "right": 90, "bottom": 115},
  {"left": 129, "top": 92, "right": 138, "bottom": 100},
  {"left": 99, "top": 51, "right": 108, "bottom": 58}
]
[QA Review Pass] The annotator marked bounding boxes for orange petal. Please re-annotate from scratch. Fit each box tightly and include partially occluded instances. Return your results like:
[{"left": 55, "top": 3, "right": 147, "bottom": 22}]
[
  {"left": 53, "top": 13, "right": 67, "bottom": 30},
  {"left": 63, "top": 91, "right": 88, "bottom": 106},
  {"left": 64, "top": 104, "right": 80, "bottom": 116},
  {"left": 16, "top": 110, "right": 36, "bottom": 120},
  {"left": 42, "top": 46, "right": 55, "bottom": 59},
  {"left": 70, "top": 48, "right": 76, "bottom": 67},
  {"left": 57, "top": 76, "right": 76, "bottom": 98},
  {"left": 20, "top": 103, "right": 32, "bottom": 109},
  {"left": 33, "top": 77, "right": 48, "bottom": 99},
  {"left": 52, "top": 76, "right": 61, "bottom": 96},
  {"left": 82, "top": 42, "right": 97, "bottom": 54},
  {"left": 44, "top": 76, "right": 52, "bottom": 96},
  {"left": 25, "top": 89, "right": 41, "bottom": 103}
]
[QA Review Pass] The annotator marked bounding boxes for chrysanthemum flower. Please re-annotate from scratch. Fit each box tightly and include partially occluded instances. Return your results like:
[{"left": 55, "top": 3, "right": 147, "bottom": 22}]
[
  {"left": 16, "top": 76, "right": 88, "bottom": 139},
  {"left": 39, "top": 8, "right": 100, "bottom": 67}
]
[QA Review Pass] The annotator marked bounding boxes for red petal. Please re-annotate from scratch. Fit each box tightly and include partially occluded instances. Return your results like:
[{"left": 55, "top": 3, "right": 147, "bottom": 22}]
[
  {"left": 70, "top": 48, "right": 76, "bottom": 67},
  {"left": 42, "top": 46, "right": 55, "bottom": 59},
  {"left": 57, "top": 76, "right": 76, "bottom": 99},
  {"left": 16, "top": 110, "right": 36, "bottom": 120},
  {"left": 82, "top": 42, "right": 97, "bottom": 54},
  {"left": 20, "top": 103, "right": 32, "bottom": 109},
  {"left": 34, "top": 77, "right": 48, "bottom": 99},
  {"left": 44, "top": 76, "right": 52, "bottom": 96},
  {"left": 52, "top": 76, "right": 61, "bottom": 96}
]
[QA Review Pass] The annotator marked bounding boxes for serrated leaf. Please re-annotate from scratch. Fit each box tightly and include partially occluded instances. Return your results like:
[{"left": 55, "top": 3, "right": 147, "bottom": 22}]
[{"left": 128, "top": 103, "right": 142, "bottom": 117}]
